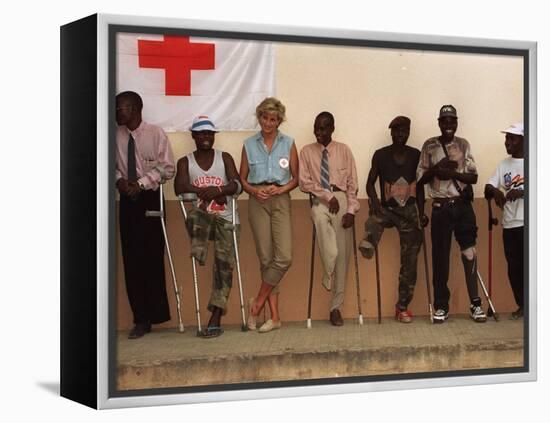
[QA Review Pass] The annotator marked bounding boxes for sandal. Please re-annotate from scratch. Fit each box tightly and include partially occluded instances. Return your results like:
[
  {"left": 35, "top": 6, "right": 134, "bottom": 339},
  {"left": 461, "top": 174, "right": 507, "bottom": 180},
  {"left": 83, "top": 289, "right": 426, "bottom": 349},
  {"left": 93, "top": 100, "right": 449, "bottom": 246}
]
[{"left": 200, "top": 326, "right": 224, "bottom": 338}]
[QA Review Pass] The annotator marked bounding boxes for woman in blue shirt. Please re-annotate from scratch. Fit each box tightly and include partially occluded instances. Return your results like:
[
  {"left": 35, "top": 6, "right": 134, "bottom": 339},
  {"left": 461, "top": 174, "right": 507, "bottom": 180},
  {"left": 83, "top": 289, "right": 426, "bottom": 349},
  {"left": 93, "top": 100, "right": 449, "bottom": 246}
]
[{"left": 240, "top": 97, "right": 299, "bottom": 333}]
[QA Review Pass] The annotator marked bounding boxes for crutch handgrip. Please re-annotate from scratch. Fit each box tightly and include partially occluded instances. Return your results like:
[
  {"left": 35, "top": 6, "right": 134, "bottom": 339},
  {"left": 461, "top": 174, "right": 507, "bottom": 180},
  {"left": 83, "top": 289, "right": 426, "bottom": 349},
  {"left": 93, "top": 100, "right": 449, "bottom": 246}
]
[{"left": 145, "top": 210, "right": 163, "bottom": 218}]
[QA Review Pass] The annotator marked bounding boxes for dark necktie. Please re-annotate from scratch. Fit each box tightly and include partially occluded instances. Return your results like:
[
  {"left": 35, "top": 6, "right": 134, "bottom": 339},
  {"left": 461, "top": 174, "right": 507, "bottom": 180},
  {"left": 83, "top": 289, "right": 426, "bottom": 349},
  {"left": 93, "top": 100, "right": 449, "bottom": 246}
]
[
  {"left": 320, "top": 148, "right": 330, "bottom": 190},
  {"left": 127, "top": 134, "right": 137, "bottom": 182}
]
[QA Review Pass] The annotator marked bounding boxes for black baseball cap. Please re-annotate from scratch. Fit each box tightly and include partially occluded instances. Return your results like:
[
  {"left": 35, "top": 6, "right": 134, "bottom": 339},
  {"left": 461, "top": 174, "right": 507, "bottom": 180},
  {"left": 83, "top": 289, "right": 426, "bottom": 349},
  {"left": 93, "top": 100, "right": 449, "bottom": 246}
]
[{"left": 438, "top": 105, "right": 458, "bottom": 119}]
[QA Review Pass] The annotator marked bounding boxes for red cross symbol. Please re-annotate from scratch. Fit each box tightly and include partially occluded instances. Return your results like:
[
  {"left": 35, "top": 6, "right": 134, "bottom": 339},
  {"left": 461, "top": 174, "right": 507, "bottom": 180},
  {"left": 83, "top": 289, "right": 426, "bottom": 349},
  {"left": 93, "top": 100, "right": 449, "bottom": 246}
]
[{"left": 138, "top": 35, "right": 215, "bottom": 96}]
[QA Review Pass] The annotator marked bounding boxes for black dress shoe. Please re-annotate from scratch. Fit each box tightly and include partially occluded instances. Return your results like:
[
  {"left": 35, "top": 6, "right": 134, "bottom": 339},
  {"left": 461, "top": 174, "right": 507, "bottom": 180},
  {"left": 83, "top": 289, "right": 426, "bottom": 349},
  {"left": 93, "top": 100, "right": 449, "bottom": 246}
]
[
  {"left": 330, "top": 309, "right": 344, "bottom": 326},
  {"left": 511, "top": 307, "right": 524, "bottom": 320},
  {"left": 128, "top": 323, "right": 151, "bottom": 339}
]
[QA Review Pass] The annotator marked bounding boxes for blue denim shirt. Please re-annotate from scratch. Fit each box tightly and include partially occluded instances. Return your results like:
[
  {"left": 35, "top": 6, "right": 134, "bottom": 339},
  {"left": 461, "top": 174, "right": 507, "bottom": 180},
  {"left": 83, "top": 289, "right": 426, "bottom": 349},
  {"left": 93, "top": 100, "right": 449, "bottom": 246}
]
[{"left": 243, "top": 131, "right": 294, "bottom": 185}]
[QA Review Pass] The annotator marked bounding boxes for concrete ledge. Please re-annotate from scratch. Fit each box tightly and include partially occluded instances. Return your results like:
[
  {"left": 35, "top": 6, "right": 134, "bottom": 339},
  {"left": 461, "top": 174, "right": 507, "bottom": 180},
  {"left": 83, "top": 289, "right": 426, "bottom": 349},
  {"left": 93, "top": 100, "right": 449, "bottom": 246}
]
[{"left": 117, "top": 315, "right": 524, "bottom": 390}]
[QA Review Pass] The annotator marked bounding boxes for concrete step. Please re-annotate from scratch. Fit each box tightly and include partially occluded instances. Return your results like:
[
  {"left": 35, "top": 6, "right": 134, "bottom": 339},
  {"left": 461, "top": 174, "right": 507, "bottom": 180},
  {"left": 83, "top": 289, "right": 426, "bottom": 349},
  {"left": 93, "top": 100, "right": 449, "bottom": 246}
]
[{"left": 116, "top": 314, "right": 524, "bottom": 391}]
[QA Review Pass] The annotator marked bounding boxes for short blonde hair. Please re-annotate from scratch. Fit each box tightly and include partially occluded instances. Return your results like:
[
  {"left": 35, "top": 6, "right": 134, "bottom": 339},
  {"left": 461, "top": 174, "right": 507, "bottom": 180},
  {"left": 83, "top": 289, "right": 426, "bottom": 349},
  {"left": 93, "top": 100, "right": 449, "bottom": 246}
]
[{"left": 256, "top": 97, "right": 286, "bottom": 123}]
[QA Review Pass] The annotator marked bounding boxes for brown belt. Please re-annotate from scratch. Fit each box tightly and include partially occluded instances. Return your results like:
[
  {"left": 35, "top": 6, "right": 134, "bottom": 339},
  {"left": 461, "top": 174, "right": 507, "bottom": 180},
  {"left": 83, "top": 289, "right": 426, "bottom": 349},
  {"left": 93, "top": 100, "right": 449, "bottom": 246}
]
[{"left": 331, "top": 185, "right": 343, "bottom": 192}]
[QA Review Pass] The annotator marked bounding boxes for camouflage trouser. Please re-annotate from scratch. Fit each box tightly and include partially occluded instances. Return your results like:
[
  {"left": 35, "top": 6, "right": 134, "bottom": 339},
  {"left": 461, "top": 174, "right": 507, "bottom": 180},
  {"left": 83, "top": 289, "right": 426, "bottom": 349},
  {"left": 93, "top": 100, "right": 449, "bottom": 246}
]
[
  {"left": 186, "top": 207, "right": 240, "bottom": 315},
  {"left": 362, "top": 203, "right": 422, "bottom": 309}
]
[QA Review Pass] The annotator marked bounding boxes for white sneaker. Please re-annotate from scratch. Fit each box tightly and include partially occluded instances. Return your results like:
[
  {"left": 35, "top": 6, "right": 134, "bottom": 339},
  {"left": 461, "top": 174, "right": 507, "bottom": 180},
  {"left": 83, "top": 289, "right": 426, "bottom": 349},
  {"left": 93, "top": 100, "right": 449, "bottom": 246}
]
[
  {"left": 470, "top": 305, "right": 487, "bottom": 323},
  {"left": 433, "top": 308, "right": 448, "bottom": 323},
  {"left": 258, "top": 319, "right": 282, "bottom": 333}
]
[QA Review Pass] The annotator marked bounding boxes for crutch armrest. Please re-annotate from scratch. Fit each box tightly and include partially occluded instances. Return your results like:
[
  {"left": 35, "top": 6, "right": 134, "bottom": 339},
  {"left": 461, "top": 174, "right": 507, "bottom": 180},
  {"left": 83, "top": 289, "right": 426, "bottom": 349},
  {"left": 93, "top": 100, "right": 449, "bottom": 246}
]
[{"left": 178, "top": 192, "right": 198, "bottom": 202}]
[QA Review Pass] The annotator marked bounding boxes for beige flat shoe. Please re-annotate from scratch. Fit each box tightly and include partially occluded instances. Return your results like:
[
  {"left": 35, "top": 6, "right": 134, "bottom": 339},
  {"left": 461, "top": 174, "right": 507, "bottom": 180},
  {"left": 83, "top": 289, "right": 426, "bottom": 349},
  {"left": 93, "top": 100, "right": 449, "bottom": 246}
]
[
  {"left": 247, "top": 298, "right": 257, "bottom": 330},
  {"left": 258, "top": 319, "right": 282, "bottom": 333}
]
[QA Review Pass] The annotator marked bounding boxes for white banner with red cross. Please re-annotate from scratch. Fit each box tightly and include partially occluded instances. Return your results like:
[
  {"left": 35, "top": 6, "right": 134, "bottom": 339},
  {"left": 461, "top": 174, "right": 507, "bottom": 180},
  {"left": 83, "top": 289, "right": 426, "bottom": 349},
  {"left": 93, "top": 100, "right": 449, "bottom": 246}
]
[{"left": 116, "top": 33, "right": 276, "bottom": 132}]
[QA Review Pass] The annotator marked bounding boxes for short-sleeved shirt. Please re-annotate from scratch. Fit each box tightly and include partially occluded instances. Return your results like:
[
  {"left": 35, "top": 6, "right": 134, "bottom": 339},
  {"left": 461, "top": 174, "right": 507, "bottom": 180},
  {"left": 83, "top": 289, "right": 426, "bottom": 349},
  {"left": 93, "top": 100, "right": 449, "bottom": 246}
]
[
  {"left": 372, "top": 145, "right": 420, "bottom": 207},
  {"left": 417, "top": 136, "right": 477, "bottom": 199},
  {"left": 243, "top": 131, "right": 294, "bottom": 185},
  {"left": 487, "top": 157, "right": 524, "bottom": 228}
]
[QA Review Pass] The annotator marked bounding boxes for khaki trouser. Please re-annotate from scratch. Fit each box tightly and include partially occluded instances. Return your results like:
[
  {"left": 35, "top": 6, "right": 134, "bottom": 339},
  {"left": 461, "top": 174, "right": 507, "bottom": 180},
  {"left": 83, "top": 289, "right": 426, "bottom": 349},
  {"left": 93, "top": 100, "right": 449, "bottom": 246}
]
[
  {"left": 310, "top": 191, "right": 352, "bottom": 311},
  {"left": 248, "top": 191, "right": 292, "bottom": 290}
]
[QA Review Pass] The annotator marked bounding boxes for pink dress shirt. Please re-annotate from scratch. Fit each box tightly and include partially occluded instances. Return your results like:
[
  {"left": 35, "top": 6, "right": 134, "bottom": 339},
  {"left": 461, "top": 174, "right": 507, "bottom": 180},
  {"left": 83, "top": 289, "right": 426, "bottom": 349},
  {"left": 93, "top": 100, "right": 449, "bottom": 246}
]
[
  {"left": 116, "top": 121, "right": 175, "bottom": 190},
  {"left": 299, "top": 140, "right": 360, "bottom": 214}
]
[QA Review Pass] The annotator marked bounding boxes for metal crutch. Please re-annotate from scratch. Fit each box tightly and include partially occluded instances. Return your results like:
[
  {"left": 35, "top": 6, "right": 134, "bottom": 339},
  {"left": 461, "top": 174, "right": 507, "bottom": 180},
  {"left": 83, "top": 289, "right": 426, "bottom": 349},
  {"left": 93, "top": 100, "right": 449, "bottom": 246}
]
[
  {"left": 230, "top": 196, "right": 248, "bottom": 331},
  {"left": 178, "top": 193, "right": 203, "bottom": 336},
  {"left": 367, "top": 199, "right": 382, "bottom": 324},
  {"left": 421, "top": 227, "right": 434, "bottom": 323},
  {"left": 306, "top": 194, "right": 316, "bottom": 329},
  {"left": 145, "top": 183, "right": 184, "bottom": 333},
  {"left": 351, "top": 222, "right": 364, "bottom": 325},
  {"left": 374, "top": 245, "right": 382, "bottom": 324},
  {"left": 476, "top": 267, "right": 500, "bottom": 321}
]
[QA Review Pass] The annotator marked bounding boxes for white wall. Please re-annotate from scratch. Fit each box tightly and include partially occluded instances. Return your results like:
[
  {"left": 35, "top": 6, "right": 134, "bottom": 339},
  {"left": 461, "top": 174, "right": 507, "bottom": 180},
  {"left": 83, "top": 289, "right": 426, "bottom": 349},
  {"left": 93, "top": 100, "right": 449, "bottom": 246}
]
[{"left": 167, "top": 43, "right": 522, "bottom": 200}]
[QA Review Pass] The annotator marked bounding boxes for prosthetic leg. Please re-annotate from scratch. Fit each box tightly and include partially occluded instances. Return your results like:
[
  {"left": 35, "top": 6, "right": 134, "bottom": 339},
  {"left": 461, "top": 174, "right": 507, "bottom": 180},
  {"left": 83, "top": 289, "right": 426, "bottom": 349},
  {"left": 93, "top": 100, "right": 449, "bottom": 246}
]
[
  {"left": 461, "top": 251, "right": 499, "bottom": 322},
  {"left": 145, "top": 183, "right": 184, "bottom": 333}
]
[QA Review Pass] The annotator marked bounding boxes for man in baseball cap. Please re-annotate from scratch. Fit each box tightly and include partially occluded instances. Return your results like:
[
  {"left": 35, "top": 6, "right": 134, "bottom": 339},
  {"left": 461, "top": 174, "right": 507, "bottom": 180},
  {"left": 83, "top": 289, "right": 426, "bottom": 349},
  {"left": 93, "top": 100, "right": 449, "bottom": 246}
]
[
  {"left": 189, "top": 115, "right": 219, "bottom": 132},
  {"left": 439, "top": 104, "right": 458, "bottom": 119},
  {"left": 175, "top": 115, "right": 242, "bottom": 337},
  {"left": 485, "top": 123, "right": 525, "bottom": 319},
  {"left": 417, "top": 104, "right": 486, "bottom": 324}
]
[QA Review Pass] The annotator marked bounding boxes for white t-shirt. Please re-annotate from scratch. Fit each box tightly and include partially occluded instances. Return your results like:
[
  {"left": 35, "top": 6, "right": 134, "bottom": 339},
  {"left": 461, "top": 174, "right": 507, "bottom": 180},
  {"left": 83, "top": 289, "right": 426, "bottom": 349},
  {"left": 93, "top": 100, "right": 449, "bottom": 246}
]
[{"left": 487, "top": 157, "right": 524, "bottom": 228}]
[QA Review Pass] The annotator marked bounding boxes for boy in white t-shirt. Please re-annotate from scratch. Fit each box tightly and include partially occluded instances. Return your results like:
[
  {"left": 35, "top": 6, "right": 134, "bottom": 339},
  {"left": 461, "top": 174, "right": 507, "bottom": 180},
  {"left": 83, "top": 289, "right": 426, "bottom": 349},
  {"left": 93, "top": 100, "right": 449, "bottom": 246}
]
[{"left": 484, "top": 123, "right": 524, "bottom": 319}]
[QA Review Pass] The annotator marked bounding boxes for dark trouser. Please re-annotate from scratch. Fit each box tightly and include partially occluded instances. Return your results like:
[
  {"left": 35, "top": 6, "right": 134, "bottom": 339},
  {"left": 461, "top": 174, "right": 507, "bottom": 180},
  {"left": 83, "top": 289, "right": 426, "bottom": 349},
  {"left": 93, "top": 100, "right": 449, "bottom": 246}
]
[
  {"left": 119, "top": 189, "right": 170, "bottom": 325},
  {"left": 431, "top": 200, "right": 480, "bottom": 312},
  {"left": 503, "top": 226, "right": 524, "bottom": 308}
]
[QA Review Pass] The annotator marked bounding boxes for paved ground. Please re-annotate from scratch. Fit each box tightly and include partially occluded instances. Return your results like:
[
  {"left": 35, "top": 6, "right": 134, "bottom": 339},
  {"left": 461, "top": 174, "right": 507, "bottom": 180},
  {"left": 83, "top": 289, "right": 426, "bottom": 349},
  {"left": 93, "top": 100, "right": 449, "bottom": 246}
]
[{"left": 116, "top": 313, "right": 525, "bottom": 390}]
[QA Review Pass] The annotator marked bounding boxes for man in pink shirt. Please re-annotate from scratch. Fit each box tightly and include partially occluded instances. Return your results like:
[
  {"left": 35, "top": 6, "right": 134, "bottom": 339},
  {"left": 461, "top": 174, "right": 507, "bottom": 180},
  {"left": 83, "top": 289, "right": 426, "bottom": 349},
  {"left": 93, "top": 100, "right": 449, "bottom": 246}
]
[
  {"left": 116, "top": 91, "right": 175, "bottom": 339},
  {"left": 299, "top": 111, "right": 360, "bottom": 326}
]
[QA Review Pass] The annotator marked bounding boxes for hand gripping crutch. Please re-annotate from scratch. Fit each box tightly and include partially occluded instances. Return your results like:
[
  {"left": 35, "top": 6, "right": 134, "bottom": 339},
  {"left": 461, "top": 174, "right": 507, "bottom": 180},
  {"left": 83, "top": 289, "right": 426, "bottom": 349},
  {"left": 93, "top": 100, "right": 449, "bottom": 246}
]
[
  {"left": 230, "top": 196, "right": 248, "bottom": 332},
  {"left": 351, "top": 222, "right": 364, "bottom": 325},
  {"left": 421, "top": 227, "right": 434, "bottom": 323},
  {"left": 145, "top": 183, "right": 184, "bottom": 333},
  {"left": 486, "top": 198, "right": 499, "bottom": 317},
  {"left": 178, "top": 193, "right": 203, "bottom": 335},
  {"left": 306, "top": 194, "right": 316, "bottom": 329},
  {"left": 476, "top": 267, "right": 499, "bottom": 321}
]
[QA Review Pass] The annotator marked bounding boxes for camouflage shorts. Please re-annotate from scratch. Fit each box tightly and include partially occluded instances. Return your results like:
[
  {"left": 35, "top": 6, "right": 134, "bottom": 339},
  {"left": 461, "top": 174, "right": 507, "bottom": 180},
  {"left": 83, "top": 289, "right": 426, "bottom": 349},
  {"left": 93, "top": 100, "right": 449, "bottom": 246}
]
[{"left": 186, "top": 207, "right": 240, "bottom": 314}]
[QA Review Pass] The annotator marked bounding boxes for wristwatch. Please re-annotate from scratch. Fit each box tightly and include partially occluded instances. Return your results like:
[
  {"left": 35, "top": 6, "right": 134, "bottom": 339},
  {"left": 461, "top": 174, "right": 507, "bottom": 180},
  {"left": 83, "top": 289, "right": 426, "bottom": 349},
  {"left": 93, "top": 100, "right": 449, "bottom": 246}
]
[{"left": 138, "top": 181, "right": 145, "bottom": 190}]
